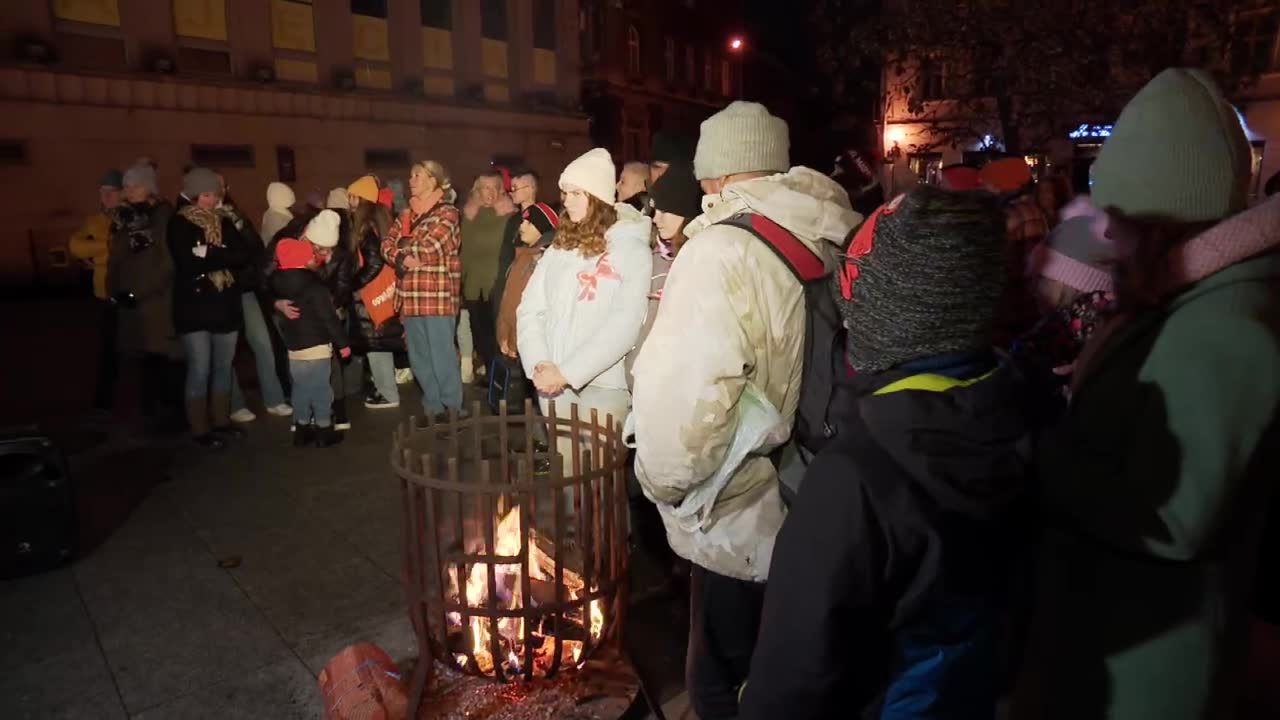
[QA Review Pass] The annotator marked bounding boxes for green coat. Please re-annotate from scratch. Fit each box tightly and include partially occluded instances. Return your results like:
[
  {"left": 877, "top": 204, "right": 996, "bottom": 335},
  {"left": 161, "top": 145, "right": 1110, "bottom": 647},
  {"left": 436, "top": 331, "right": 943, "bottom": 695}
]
[
  {"left": 460, "top": 207, "right": 512, "bottom": 302},
  {"left": 1017, "top": 251, "right": 1280, "bottom": 719}
]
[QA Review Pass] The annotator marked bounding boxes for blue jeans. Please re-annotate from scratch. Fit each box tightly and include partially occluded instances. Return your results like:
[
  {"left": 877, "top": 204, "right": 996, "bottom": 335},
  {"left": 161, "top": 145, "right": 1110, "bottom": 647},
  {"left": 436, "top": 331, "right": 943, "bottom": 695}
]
[
  {"left": 403, "top": 315, "right": 462, "bottom": 414},
  {"left": 240, "top": 292, "right": 286, "bottom": 407},
  {"left": 290, "top": 358, "right": 333, "bottom": 427},
  {"left": 367, "top": 351, "right": 400, "bottom": 403},
  {"left": 181, "top": 331, "right": 238, "bottom": 399}
]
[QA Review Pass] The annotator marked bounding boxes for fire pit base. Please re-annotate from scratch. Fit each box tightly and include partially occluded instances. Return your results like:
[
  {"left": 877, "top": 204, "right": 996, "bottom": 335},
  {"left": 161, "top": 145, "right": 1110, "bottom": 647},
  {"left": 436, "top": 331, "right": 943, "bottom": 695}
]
[{"left": 412, "top": 648, "right": 642, "bottom": 720}]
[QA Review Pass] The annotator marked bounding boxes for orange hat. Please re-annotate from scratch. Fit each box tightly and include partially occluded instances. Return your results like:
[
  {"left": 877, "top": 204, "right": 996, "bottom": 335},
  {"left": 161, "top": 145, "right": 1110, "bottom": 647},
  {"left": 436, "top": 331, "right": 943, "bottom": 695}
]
[
  {"left": 275, "top": 238, "right": 315, "bottom": 270},
  {"left": 979, "top": 158, "right": 1033, "bottom": 194},
  {"left": 347, "top": 174, "right": 380, "bottom": 204}
]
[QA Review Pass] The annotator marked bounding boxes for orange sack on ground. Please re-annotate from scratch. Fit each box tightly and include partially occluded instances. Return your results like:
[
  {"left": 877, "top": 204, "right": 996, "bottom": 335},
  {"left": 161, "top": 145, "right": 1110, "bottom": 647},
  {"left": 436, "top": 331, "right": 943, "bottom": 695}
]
[{"left": 318, "top": 643, "right": 409, "bottom": 720}]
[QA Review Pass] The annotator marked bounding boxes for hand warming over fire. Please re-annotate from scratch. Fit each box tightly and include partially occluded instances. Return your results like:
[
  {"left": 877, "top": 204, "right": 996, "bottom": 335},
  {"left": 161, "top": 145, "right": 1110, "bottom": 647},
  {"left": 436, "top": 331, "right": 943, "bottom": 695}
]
[{"left": 532, "top": 362, "right": 568, "bottom": 395}]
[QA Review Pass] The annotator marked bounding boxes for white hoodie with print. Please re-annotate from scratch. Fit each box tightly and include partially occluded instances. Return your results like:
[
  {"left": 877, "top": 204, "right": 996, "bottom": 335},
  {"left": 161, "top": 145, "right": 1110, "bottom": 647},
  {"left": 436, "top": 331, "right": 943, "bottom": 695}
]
[{"left": 516, "top": 202, "right": 654, "bottom": 392}]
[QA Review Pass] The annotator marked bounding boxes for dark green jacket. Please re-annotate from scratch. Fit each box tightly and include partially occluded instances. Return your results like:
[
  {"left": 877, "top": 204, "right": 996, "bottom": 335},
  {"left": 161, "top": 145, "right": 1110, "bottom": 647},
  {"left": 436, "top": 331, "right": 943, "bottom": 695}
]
[{"left": 1017, "top": 251, "right": 1280, "bottom": 719}]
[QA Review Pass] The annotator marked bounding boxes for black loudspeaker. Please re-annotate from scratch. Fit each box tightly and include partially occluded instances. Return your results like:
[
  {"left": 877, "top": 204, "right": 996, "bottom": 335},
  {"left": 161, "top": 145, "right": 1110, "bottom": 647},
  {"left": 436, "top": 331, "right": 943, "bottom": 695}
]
[{"left": 0, "top": 431, "right": 75, "bottom": 579}]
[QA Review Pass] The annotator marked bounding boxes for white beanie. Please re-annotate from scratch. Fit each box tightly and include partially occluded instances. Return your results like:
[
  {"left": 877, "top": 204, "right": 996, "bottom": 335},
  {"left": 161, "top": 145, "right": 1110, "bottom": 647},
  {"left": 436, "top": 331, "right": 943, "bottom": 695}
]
[
  {"left": 325, "top": 187, "right": 350, "bottom": 211},
  {"left": 303, "top": 209, "right": 341, "bottom": 248},
  {"left": 559, "top": 148, "right": 617, "bottom": 205},
  {"left": 694, "top": 101, "right": 790, "bottom": 180}
]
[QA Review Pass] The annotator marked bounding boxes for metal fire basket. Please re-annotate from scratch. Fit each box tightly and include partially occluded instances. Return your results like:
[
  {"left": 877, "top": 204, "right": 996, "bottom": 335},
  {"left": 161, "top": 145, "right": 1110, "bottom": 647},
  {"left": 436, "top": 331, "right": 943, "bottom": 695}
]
[{"left": 393, "top": 398, "right": 630, "bottom": 706}]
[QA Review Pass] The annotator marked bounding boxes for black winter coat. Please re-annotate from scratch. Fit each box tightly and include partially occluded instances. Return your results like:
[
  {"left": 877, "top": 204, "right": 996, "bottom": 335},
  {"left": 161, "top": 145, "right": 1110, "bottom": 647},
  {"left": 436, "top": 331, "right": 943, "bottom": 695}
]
[
  {"left": 261, "top": 213, "right": 355, "bottom": 310},
  {"left": 167, "top": 211, "right": 251, "bottom": 335},
  {"left": 349, "top": 227, "right": 405, "bottom": 353},
  {"left": 270, "top": 269, "right": 348, "bottom": 352},
  {"left": 740, "top": 358, "right": 1033, "bottom": 720}
]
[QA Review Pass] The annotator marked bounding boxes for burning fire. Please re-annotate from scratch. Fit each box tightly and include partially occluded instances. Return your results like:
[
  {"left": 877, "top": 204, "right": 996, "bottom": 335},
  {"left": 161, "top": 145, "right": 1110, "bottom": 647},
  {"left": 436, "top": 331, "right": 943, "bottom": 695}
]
[{"left": 451, "top": 507, "right": 604, "bottom": 675}]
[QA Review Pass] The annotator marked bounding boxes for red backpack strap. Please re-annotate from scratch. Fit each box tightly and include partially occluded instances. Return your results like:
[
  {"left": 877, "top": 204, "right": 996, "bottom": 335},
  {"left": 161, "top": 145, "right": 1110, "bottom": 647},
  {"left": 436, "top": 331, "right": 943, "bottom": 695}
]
[{"left": 715, "top": 212, "right": 828, "bottom": 282}]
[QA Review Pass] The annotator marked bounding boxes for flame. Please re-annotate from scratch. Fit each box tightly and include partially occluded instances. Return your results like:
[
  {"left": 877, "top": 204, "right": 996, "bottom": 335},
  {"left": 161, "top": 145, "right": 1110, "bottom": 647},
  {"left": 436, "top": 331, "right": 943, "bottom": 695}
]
[
  {"left": 589, "top": 597, "right": 604, "bottom": 642},
  {"left": 451, "top": 506, "right": 606, "bottom": 676}
]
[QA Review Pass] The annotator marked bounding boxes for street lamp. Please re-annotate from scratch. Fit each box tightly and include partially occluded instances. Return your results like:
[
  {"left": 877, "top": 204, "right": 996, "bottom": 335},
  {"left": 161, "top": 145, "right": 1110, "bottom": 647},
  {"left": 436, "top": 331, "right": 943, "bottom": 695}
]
[{"left": 728, "top": 36, "right": 745, "bottom": 99}]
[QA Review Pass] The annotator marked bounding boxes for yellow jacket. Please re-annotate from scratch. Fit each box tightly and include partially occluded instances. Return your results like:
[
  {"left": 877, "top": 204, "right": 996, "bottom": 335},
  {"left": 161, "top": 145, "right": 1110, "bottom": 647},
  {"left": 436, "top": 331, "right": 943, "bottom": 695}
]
[{"left": 69, "top": 211, "right": 112, "bottom": 299}]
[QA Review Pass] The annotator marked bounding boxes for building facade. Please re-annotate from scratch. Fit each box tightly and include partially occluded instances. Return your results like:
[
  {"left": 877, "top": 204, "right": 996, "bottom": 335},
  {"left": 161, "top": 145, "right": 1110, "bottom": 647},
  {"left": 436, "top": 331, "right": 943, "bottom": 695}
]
[
  {"left": 577, "top": 0, "right": 742, "bottom": 162},
  {"left": 0, "top": 0, "right": 590, "bottom": 290},
  {"left": 879, "top": 5, "right": 1279, "bottom": 201}
]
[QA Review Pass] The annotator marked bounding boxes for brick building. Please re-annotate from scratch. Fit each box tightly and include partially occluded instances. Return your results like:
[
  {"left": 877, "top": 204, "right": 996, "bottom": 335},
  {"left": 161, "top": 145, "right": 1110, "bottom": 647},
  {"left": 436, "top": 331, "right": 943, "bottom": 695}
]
[
  {"left": 577, "top": 0, "right": 742, "bottom": 162},
  {"left": 0, "top": 0, "right": 591, "bottom": 290}
]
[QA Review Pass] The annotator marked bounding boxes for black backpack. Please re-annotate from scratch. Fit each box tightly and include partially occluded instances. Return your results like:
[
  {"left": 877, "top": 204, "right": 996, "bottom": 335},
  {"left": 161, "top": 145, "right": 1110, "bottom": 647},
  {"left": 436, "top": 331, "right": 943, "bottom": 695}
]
[{"left": 714, "top": 213, "right": 851, "bottom": 467}]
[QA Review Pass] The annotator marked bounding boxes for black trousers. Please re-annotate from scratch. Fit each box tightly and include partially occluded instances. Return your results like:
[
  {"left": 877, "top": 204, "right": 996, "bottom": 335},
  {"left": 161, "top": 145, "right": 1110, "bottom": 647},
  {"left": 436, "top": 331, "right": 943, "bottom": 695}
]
[
  {"left": 94, "top": 301, "right": 119, "bottom": 410},
  {"left": 465, "top": 298, "right": 497, "bottom": 381},
  {"left": 687, "top": 564, "right": 767, "bottom": 720},
  {"left": 139, "top": 353, "right": 183, "bottom": 426}
]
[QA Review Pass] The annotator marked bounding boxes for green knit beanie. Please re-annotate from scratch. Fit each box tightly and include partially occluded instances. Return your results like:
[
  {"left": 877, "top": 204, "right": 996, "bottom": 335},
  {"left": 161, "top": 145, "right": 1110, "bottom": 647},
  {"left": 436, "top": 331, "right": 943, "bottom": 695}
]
[{"left": 1091, "top": 68, "right": 1251, "bottom": 224}]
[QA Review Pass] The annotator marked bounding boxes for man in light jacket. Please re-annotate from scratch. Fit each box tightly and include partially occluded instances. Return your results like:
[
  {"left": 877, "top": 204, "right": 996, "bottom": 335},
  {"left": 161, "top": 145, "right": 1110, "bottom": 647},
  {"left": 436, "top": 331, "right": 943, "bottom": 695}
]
[{"left": 630, "top": 101, "right": 861, "bottom": 720}]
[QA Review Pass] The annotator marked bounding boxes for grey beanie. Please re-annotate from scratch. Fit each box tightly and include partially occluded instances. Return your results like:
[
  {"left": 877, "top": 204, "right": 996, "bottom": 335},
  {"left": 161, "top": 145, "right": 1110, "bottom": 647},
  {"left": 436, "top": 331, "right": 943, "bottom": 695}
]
[
  {"left": 122, "top": 162, "right": 158, "bottom": 196},
  {"left": 693, "top": 101, "right": 789, "bottom": 180},
  {"left": 182, "top": 167, "right": 221, "bottom": 199},
  {"left": 1027, "top": 215, "right": 1114, "bottom": 293},
  {"left": 837, "top": 185, "right": 1006, "bottom": 374}
]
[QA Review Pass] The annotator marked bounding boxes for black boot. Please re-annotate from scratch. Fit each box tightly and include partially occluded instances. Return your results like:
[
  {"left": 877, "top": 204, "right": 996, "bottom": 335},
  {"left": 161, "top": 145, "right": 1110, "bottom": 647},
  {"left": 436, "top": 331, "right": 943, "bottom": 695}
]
[
  {"left": 315, "top": 425, "right": 344, "bottom": 448},
  {"left": 293, "top": 424, "right": 316, "bottom": 447}
]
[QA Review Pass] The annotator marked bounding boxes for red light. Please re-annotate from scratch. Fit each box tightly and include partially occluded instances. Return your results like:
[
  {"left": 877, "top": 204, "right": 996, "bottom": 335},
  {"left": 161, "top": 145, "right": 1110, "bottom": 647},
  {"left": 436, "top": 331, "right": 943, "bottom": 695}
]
[{"left": 729, "top": 37, "right": 744, "bottom": 51}]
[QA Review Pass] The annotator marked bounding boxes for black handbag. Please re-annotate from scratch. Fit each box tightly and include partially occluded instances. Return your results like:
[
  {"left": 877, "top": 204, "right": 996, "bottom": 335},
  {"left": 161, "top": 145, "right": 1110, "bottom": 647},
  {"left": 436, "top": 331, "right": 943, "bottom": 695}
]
[
  {"left": 487, "top": 355, "right": 529, "bottom": 415},
  {"left": 0, "top": 431, "right": 75, "bottom": 579}
]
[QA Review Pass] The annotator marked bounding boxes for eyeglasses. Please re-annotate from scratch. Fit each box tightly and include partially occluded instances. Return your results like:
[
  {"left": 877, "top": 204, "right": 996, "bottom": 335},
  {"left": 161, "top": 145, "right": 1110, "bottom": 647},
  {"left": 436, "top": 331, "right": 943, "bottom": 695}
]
[{"left": 509, "top": 184, "right": 533, "bottom": 194}]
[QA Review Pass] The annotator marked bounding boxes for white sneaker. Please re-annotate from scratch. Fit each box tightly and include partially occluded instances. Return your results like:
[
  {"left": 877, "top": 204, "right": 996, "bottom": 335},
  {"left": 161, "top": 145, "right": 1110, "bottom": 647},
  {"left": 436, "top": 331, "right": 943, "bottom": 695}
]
[
  {"left": 266, "top": 403, "right": 293, "bottom": 417},
  {"left": 334, "top": 420, "right": 352, "bottom": 431},
  {"left": 230, "top": 408, "right": 256, "bottom": 423},
  {"left": 395, "top": 368, "right": 413, "bottom": 384}
]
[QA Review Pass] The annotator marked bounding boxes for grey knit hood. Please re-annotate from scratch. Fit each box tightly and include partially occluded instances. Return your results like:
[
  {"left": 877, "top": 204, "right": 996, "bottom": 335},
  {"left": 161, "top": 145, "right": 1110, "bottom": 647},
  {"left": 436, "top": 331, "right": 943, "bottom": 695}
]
[{"left": 837, "top": 185, "right": 1006, "bottom": 374}]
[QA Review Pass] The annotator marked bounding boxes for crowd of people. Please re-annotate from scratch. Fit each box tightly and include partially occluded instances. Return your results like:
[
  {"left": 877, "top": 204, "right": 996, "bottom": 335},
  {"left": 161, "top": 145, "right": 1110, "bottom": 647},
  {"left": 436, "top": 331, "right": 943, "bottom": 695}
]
[{"left": 66, "top": 66, "right": 1280, "bottom": 719}]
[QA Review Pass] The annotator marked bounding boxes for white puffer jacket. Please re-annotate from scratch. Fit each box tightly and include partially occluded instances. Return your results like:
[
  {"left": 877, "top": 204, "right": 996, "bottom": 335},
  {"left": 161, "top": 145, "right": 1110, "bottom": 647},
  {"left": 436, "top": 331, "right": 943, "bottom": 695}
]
[
  {"left": 516, "top": 202, "right": 654, "bottom": 392},
  {"left": 631, "top": 168, "right": 861, "bottom": 582}
]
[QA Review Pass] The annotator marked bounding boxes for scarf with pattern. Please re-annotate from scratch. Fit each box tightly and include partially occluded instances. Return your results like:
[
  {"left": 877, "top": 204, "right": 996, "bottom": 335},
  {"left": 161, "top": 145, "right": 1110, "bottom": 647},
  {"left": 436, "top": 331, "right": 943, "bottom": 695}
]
[{"left": 179, "top": 204, "right": 234, "bottom": 291}]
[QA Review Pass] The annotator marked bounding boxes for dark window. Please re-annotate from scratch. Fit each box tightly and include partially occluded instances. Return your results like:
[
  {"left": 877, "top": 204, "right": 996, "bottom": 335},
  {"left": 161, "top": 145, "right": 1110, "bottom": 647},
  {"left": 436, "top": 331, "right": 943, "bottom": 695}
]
[
  {"left": 55, "top": 32, "right": 127, "bottom": 71},
  {"left": 920, "top": 57, "right": 949, "bottom": 101},
  {"left": 420, "top": 0, "right": 451, "bottom": 29},
  {"left": 351, "top": 0, "right": 388, "bottom": 18},
  {"left": 533, "top": 0, "right": 556, "bottom": 50},
  {"left": 191, "top": 144, "right": 255, "bottom": 167},
  {"left": 1233, "top": 10, "right": 1280, "bottom": 75},
  {"left": 365, "top": 148, "right": 411, "bottom": 169},
  {"left": 482, "top": 0, "right": 507, "bottom": 40},
  {"left": 176, "top": 46, "right": 231, "bottom": 75},
  {"left": 0, "top": 140, "right": 28, "bottom": 165}
]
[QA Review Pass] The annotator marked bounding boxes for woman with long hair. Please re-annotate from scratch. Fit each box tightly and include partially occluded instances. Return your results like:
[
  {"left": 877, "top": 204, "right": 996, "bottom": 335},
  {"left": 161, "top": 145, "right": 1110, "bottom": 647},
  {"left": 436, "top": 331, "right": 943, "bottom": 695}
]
[
  {"left": 516, "top": 148, "right": 652, "bottom": 479},
  {"left": 381, "top": 160, "right": 464, "bottom": 422},
  {"left": 1015, "top": 68, "right": 1280, "bottom": 719},
  {"left": 345, "top": 175, "right": 402, "bottom": 409}
]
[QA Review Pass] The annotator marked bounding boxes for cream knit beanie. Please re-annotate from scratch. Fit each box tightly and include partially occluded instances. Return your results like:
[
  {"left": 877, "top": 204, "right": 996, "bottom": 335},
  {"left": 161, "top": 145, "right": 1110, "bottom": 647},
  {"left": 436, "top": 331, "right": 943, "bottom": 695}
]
[
  {"left": 303, "top": 209, "right": 341, "bottom": 248},
  {"left": 694, "top": 101, "right": 790, "bottom": 180},
  {"left": 559, "top": 148, "right": 617, "bottom": 204}
]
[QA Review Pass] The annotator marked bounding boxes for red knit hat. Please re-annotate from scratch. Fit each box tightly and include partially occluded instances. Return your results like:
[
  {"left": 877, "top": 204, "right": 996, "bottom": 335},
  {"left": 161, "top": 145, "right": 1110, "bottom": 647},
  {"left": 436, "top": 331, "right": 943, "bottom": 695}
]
[
  {"left": 377, "top": 187, "right": 394, "bottom": 209},
  {"left": 979, "top": 157, "right": 1033, "bottom": 193},
  {"left": 939, "top": 165, "right": 982, "bottom": 191},
  {"left": 275, "top": 238, "right": 315, "bottom": 270}
]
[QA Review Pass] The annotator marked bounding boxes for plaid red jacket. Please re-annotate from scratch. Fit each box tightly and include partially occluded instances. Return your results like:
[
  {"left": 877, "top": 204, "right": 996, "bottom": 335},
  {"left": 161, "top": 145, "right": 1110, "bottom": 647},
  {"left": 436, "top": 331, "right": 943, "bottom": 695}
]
[{"left": 381, "top": 203, "right": 462, "bottom": 317}]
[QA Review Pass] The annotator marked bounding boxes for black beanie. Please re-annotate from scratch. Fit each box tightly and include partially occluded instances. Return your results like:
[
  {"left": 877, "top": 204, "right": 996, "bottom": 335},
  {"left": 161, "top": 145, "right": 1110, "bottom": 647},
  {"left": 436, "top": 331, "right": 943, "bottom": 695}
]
[
  {"left": 648, "top": 160, "right": 702, "bottom": 219},
  {"left": 652, "top": 132, "right": 695, "bottom": 164},
  {"left": 836, "top": 185, "right": 1006, "bottom": 374}
]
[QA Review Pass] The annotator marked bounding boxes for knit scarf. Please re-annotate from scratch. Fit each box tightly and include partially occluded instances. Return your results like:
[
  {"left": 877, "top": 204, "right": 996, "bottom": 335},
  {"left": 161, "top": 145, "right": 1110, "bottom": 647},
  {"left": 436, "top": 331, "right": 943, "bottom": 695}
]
[
  {"left": 179, "top": 204, "right": 235, "bottom": 291},
  {"left": 179, "top": 204, "right": 224, "bottom": 247},
  {"left": 113, "top": 201, "right": 156, "bottom": 252}
]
